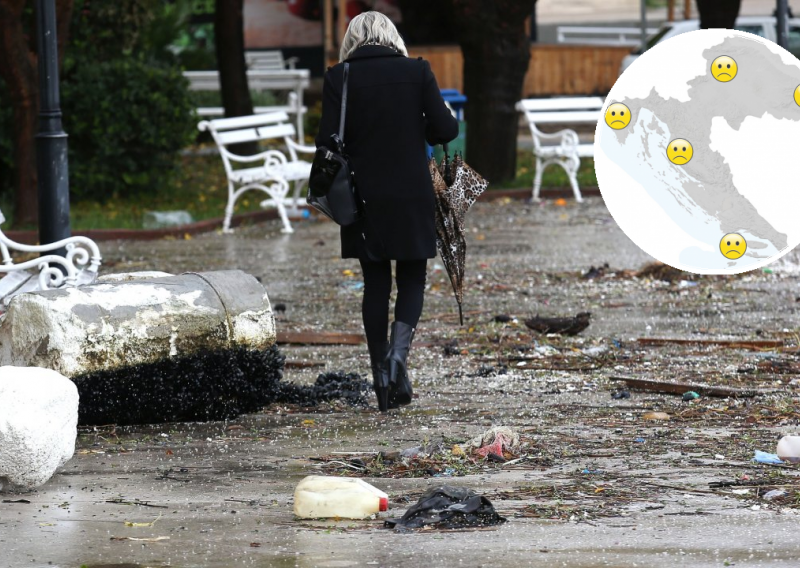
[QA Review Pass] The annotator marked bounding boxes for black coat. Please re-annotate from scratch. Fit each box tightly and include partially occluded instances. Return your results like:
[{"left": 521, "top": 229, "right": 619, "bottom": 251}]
[{"left": 315, "top": 45, "right": 459, "bottom": 260}]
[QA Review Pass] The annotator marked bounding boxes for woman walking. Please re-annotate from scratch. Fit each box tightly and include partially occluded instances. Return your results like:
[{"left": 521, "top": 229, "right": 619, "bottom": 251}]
[{"left": 315, "top": 11, "right": 458, "bottom": 412}]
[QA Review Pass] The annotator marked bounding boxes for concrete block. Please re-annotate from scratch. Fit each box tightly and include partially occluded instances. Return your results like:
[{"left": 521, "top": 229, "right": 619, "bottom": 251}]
[
  {"left": 0, "top": 270, "right": 275, "bottom": 377},
  {"left": 0, "top": 366, "right": 78, "bottom": 491}
]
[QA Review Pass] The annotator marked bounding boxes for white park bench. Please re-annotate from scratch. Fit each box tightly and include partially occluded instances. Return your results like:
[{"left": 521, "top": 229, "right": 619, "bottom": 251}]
[
  {"left": 556, "top": 26, "right": 658, "bottom": 47},
  {"left": 245, "top": 50, "right": 299, "bottom": 71},
  {"left": 184, "top": 68, "right": 310, "bottom": 140},
  {"left": 197, "top": 111, "right": 314, "bottom": 234},
  {"left": 0, "top": 210, "right": 102, "bottom": 309},
  {"left": 516, "top": 97, "right": 605, "bottom": 202}
]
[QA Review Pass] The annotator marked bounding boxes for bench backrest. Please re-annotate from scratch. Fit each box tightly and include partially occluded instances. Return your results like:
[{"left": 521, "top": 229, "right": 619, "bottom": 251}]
[
  {"left": 517, "top": 97, "right": 605, "bottom": 125},
  {"left": 184, "top": 70, "right": 310, "bottom": 92},
  {"left": 198, "top": 112, "right": 299, "bottom": 175},
  {"left": 246, "top": 50, "right": 287, "bottom": 71}
]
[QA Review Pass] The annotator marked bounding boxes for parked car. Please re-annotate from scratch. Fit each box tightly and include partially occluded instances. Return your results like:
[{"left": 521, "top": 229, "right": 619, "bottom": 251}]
[{"left": 619, "top": 16, "right": 800, "bottom": 75}]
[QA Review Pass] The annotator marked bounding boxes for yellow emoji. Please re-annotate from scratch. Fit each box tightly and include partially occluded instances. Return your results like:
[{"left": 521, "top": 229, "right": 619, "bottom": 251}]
[
  {"left": 667, "top": 139, "right": 693, "bottom": 165},
  {"left": 794, "top": 84, "right": 800, "bottom": 107},
  {"left": 711, "top": 56, "right": 738, "bottom": 82},
  {"left": 720, "top": 233, "right": 747, "bottom": 259},
  {"left": 604, "top": 103, "right": 631, "bottom": 130}
]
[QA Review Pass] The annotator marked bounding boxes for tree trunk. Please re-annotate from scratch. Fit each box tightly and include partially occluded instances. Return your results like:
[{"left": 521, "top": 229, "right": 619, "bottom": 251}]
[
  {"left": 695, "top": 0, "right": 741, "bottom": 29},
  {"left": 0, "top": 0, "right": 73, "bottom": 229},
  {"left": 214, "top": 0, "right": 256, "bottom": 155},
  {"left": 451, "top": 0, "right": 532, "bottom": 183},
  {"left": 396, "top": 0, "right": 456, "bottom": 44},
  {"left": 214, "top": 0, "right": 253, "bottom": 118}
]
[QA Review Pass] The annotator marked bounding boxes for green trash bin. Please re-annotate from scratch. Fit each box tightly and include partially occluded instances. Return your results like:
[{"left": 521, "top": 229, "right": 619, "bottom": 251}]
[{"left": 432, "top": 121, "right": 467, "bottom": 162}]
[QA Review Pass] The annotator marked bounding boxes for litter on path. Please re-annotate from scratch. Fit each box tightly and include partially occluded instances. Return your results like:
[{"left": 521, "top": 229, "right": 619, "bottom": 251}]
[
  {"left": 610, "top": 376, "right": 764, "bottom": 398},
  {"left": 525, "top": 312, "right": 591, "bottom": 336},
  {"left": 384, "top": 486, "right": 506, "bottom": 530}
]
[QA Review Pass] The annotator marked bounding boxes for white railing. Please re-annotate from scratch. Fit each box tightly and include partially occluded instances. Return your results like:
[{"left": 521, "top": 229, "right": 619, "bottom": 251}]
[
  {"left": 184, "top": 68, "right": 311, "bottom": 140},
  {"left": 556, "top": 26, "right": 659, "bottom": 47},
  {"left": 0, "top": 211, "right": 102, "bottom": 292}
]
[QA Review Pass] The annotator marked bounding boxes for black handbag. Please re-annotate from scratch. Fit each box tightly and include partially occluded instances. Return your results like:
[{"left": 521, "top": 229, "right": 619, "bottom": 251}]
[{"left": 307, "top": 63, "right": 361, "bottom": 227}]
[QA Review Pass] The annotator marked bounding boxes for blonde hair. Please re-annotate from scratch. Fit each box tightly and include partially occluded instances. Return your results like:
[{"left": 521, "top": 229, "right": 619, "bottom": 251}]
[{"left": 339, "top": 11, "right": 408, "bottom": 62}]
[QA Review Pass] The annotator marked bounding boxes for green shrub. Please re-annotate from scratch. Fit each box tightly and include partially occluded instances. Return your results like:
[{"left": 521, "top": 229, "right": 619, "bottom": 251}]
[{"left": 61, "top": 56, "right": 196, "bottom": 202}]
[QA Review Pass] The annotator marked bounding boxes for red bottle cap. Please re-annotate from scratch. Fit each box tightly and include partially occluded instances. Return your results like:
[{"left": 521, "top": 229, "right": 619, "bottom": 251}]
[{"left": 379, "top": 497, "right": 388, "bottom": 512}]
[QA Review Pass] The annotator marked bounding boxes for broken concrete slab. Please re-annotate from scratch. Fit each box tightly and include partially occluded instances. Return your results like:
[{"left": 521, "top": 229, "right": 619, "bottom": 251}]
[
  {"left": 0, "top": 270, "right": 275, "bottom": 377},
  {"left": 0, "top": 366, "right": 78, "bottom": 491}
]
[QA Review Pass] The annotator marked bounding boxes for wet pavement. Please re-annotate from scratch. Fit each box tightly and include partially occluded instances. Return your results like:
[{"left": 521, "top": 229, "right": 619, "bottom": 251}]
[{"left": 3, "top": 197, "right": 800, "bottom": 567}]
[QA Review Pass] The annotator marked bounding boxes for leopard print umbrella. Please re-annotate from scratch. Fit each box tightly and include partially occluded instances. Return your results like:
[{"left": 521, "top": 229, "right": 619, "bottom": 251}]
[{"left": 429, "top": 152, "right": 488, "bottom": 325}]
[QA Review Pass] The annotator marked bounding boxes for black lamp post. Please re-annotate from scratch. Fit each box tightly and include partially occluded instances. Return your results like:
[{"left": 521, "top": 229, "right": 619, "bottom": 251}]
[
  {"left": 776, "top": 0, "right": 789, "bottom": 49},
  {"left": 35, "top": 0, "right": 71, "bottom": 253}
]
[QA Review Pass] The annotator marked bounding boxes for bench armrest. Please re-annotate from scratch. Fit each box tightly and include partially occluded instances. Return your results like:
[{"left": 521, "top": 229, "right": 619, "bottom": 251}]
[
  {"left": 224, "top": 149, "right": 288, "bottom": 166},
  {"left": 531, "top": 125, "right": 579, "bottom": 149},
  {"left": 285, "top": 137, "right": 316, "bottom": 154}
]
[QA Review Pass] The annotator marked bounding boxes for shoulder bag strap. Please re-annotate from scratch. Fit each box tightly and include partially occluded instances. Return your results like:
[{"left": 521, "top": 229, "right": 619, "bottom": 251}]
[{"left": 339, "top": 63, "right": 350, "bottom": 144}]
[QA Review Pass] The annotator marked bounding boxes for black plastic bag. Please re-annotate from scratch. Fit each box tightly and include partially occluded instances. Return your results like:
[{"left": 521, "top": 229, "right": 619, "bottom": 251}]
[{"left": 384, "top": 486, "right": 506, "bottom": 530}]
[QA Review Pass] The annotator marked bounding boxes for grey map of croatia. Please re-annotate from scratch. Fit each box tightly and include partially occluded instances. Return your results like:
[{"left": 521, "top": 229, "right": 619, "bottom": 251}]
[{"left": 612, "top": 35, "right": 800, "bottom": 255}]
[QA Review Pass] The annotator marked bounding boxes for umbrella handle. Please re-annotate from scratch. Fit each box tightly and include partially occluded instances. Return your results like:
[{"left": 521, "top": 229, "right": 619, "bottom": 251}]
[{"left": 442, "top": 143, "right": 453, "bottom": 186}]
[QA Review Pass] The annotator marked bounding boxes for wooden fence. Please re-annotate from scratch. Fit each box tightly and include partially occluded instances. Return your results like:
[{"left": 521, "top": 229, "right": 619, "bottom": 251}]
[{"left": 406, "top": 44, "right": 632, "bottom": 97}]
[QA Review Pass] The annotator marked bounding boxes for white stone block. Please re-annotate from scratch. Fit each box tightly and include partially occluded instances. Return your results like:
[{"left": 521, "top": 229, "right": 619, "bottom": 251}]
[
  {"left": 0, "top": 366, "right": 78, "bottom": 491},
  {"left": 0, "top": 270, "right": 276, "bottom": 377}
]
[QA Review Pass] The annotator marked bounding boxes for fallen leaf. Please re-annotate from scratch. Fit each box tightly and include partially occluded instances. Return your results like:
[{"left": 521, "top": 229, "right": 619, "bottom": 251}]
[
  {"left": 642, "top": 411, "right": 670, "bottom": 421},
  {"left": 124, "top": 513, "right": 161, "bottom": 527}
]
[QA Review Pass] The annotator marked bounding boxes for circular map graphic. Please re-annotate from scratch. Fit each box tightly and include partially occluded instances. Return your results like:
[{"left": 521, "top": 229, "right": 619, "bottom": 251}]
[{"left": 594, "top": 29, "right": 800, "bottom": 275}]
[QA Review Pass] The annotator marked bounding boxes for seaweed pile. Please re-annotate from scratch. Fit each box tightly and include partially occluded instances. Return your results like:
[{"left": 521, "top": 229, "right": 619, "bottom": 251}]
[{"left": 75, "top": 347, "right": 371, "bottom": 426}]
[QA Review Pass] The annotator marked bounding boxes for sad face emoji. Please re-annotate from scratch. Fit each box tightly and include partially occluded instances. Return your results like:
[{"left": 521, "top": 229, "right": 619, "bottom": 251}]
[
  {"left": 720, "top": 233, "right": 747, "bottom": 259},
  {"left": 667, "top": 139, "right": 693, "bottom": 165}
]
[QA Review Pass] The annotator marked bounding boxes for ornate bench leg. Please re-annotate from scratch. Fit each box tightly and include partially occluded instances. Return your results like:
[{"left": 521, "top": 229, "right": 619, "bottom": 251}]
[
  {"left": 566, "top": 156, "right": 583, "bottom": 203},
  {"left": 532, "top": 157, "right": 545, "bottom": 202},
  {"left": 223, "top": 181, "right": 237, "bottom": 234}
]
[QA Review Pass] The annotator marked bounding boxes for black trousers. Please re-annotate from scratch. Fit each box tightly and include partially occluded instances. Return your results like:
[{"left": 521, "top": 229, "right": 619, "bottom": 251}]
[{"left": 358, "top": 258, "right": 427, "bottom": 345}]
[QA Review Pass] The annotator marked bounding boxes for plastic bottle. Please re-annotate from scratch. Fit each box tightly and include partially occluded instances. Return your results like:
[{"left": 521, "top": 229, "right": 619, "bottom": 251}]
[
  {"left": 293, "top": 475, "right": 389, "bottom": 519},
  {"left": 776, "top": 436, "right": 800, "bottom": 463}
]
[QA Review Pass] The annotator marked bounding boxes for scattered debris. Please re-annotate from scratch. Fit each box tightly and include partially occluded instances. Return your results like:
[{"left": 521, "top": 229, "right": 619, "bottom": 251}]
[
  {"left": 277, "top": 371, "right": 372, "bottom": 408},
  {"left": 525, "top": 312, "right": 591, "bottom": 336},
  {"left": 753, "top": 451, "right": 784, "bottom": 465},
  {"left": 582, "top": 263, "right": 610, "bottom": 279},
  {"left": 384, "top": 486, "right": 506, "bottom": 530},
  {"left": 610, "top": 376, "right": 763, "bottom": 398},
  {"left": 124, "top": 513, "right": 160, "bottom": 527},
  {"left": 110, "top": 536, "right": 170, "bottom": 542},
  {"left": 636, "top": 337, "right": 783, "bottom": 350},
  {"left": 763, "top": 489, "right": 788, "bottom": 501},
  {"left": 276, "top": 331, "right": 365, "bottom": 345},
  {"left": 457, "top": 426, "right": 520, "bottom": 459},
  {"left": 611, "top": 390, "right": 630, "bottom": 400},
  {"left": 636, "top": 261, "right": 692, "bottom": 282},
  {"left": 443, "top": 339, "right": 461, "bottom": 356},
  {"left": 642, "top": 411, "right": 670, "bottom": 421},
  {"left": 105, "top": 499, "right": 168, "bottom": 509}
]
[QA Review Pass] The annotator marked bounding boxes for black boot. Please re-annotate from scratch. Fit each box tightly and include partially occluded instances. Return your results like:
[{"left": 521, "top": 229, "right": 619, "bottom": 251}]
[
  {"left": 386, "top": 321, "right": 415, "bottom": 408},
  {"left": 368, "top": 340, "right": 390, "bottom": 412}
]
